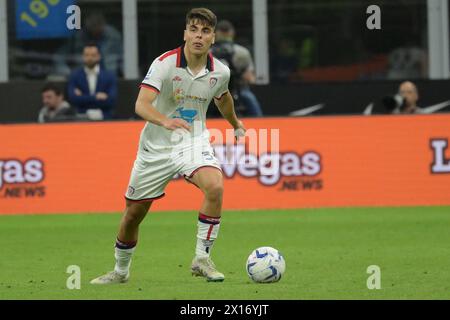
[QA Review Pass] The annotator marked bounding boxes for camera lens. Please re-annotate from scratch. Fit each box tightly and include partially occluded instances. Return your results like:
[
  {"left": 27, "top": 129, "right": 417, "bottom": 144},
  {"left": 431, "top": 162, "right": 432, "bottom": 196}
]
[{"left": 382, "top": 94, "right": 405, "bottom": 111}]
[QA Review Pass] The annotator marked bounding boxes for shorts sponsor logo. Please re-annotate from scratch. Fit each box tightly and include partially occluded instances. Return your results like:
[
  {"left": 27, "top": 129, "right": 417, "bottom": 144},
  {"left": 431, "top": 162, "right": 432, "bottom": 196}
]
[
  {"left": 127, "top": 186, "right": 135, "bottom": 196},
  {"left": 0, "top": 159, "right": 46, "bottom": 198},
  {"left": 202, "top": 151, "right": 214, "bottom": 161}
]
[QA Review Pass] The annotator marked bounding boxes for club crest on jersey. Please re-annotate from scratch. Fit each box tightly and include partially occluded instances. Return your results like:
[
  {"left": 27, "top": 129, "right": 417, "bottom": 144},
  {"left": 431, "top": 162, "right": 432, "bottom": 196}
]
[
  {"left": 172, "top": 75, "right": 182, "bottom": 82},
  {"left": 210, "top": 77, "right": 218, "bottom": 88}
]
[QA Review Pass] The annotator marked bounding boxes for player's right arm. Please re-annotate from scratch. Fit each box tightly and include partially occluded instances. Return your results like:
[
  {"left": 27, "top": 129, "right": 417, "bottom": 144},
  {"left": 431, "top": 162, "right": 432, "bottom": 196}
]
[
  {"left": 135, "top": 89, "right": 190, "bottom": 131},
  {"left": 135, "top": 85, "right": 191, "bottom": 131},
  {"left": 136, "top": 55, "right": 190, "bottom": 131}
]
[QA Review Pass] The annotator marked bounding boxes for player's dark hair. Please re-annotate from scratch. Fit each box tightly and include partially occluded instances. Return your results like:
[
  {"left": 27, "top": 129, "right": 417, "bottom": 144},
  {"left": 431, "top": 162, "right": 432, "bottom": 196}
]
[
  {"left": 41, "top": 83, "right": 63, "bottom": 96},
  {"left": 186, "top": 8, "right": 217, "bottom": 29}
]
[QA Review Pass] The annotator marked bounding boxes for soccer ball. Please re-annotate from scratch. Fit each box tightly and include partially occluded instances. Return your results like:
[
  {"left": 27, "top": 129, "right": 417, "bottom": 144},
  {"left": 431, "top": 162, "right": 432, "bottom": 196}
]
[{"left": 246, "top": 246, "right": 286, "bottom": 283}]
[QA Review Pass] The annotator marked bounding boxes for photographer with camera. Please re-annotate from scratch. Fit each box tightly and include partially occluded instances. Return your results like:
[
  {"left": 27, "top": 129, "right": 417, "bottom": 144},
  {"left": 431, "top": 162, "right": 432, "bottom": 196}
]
[
  {"left": 383, "top": 81, "right": 424, "bottom": 114},
  {"left": 211, "top": 20, "right": 263, "bottom": 117}
]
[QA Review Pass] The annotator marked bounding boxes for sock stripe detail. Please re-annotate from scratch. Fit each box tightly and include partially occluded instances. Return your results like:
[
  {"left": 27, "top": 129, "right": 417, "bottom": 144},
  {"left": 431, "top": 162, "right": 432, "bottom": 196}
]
[
  {"left": 115, "top": 238, "right": 137, "bottom": 250},
  {"left": 206, "top": 224, "right": 214, "bottom": 240},
  {"left": 198, "top": 213, "right": 221, "bottom": 225}
]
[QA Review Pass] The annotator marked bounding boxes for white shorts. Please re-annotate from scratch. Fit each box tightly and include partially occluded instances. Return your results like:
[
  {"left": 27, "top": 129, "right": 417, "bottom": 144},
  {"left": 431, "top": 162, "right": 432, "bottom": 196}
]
[{"left": 125, "top": 140, "right": 221, "bottom": 202}]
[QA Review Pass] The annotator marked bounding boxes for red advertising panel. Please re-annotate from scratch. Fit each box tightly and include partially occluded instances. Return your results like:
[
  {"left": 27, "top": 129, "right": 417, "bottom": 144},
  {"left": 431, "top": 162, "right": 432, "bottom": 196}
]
[{"left": 1, "top": 115, "right": 450, "bottom": 215}]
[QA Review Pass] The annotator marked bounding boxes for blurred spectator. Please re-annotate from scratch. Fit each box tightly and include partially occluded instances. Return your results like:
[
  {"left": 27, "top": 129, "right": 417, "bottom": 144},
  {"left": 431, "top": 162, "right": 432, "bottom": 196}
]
[
  {"left": 271, "top": 38, "right": 300, "bottom": 83},
  {"left": 67, "top": 44, "right": 117, "bottom": 120},
  {"left": 386, "top": 46, "right": 428, "bottom": 80},
  {"left": 393, "top": 81, "right": 424, "bottom": 114},
  {"left": 38, "top": 83, "right": 77, "bottom": 123},
  {"left": 53, "top": 12, "right": 123, "bottom": 78},
  {"left": 211, "top": 20, "right": 263, "bottom": 117}
]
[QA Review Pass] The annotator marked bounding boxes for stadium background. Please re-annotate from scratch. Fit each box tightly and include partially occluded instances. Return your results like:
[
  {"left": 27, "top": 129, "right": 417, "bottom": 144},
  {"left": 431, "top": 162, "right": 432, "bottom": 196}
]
[{"left": 1, "top": 0, "right": 450, "bottom": 300}]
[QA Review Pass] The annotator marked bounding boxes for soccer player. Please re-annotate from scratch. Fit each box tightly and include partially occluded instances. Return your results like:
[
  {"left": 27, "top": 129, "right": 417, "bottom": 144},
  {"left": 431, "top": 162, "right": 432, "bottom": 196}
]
[{"left": 90, "top": 8, "right": 246, "bottom": 284}]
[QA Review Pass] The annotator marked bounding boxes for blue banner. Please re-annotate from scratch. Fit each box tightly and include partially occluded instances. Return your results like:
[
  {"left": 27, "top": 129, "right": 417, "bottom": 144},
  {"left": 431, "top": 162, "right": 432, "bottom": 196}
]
[{"left": 16, "top": 0, "right": 76, "bottom": 40}]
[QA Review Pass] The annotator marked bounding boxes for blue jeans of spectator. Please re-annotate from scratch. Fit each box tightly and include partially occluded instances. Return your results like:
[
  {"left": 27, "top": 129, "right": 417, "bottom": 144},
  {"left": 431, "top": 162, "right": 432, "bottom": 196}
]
[{"left": 239, "top": 88, "right": 263, "bottom": 117}]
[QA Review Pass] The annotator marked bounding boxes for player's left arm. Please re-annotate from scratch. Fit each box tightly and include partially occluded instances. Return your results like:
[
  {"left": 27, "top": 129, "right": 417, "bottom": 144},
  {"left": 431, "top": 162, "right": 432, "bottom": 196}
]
[{"left": 214, "top": 91, "right": 246, "bottom": 135}]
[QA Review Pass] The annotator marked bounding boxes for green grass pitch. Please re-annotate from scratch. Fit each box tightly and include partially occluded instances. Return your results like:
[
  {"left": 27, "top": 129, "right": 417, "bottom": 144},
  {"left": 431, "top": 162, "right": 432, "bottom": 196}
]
[{"left": 1, "top": 207, "right": 449, "bottom": 300}]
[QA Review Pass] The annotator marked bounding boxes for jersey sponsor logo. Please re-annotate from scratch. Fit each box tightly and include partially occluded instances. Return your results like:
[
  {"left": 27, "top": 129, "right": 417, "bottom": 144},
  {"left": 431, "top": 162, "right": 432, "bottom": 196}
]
[
  {"left": 185, "top": 95, "right": 207, "bottom": 103},
  {"left": 173, "top": 88, "right": 207, "bottom": 105},
  {"left": 172, "top": 75, "right": 182, "bottom": 82},
  {"left": 0, "top": 159, "right": 46, "bottom": 199},
  {"left": 209, "top": 77, "right": 218, "bottom": 88},
  {"left": 172, "top": 107, "right": 198, "bottom": 124}
]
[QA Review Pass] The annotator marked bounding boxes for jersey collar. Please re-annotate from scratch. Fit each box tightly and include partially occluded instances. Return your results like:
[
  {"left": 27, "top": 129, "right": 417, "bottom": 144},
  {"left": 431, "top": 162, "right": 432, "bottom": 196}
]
[{"left": 177, "top": 45, "right": 215, "bottom": 72}]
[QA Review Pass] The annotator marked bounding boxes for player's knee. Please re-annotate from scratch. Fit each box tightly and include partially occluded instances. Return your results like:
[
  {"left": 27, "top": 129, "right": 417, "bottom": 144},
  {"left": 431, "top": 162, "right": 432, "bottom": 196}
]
[
  {"left": 204, "top": 182, "right": 223, "bottom": 202},
  {"left": 123, "top": 212, "right": 140, "bottom": 225},
  {"left": 124, "top": 202, "right": 149, "bottom": 224}
]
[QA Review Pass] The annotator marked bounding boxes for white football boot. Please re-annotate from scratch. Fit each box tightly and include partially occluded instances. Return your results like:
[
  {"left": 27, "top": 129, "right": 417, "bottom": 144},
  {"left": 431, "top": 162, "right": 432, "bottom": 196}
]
[
  {"left": 90, "top": 271, "right": 129, "bottom": 285},
  {"left": 191, "top": 257, "right": 225, "bottom": 282}
]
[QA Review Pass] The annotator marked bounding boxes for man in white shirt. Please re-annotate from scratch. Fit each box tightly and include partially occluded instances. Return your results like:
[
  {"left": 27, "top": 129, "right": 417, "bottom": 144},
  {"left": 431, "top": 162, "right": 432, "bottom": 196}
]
[{"left": 91, "top": 8, "right": 246, "bottom": 284}]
